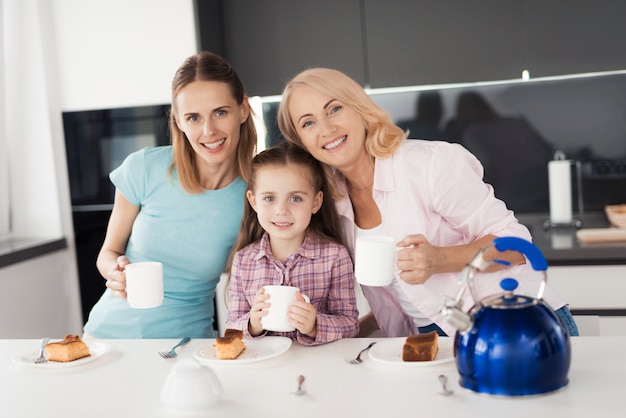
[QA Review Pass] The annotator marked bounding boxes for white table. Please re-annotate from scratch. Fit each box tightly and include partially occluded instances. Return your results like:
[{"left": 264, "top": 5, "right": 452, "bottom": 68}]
[{"left": 1, "top": 337, "right": 624, "bottom": 418}]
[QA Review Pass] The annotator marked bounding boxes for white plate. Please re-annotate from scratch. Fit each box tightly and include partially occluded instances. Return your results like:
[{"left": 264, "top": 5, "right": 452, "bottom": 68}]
[
  {"left": 11, "top": 340, "right": 113, "bottom": 369},
  {"left": 368, "top": 337, "right": 455, "bottom": 367},
  {"left": 193, "top": 336, "right": 292, "bottom": 365}
]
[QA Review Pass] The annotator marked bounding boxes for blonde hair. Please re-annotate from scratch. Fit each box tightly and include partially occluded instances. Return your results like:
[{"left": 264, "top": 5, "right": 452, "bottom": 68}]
[
  {"left": 168, "top": 51, "right": 257, "bottom": 192},
  {"left": 277, "top": 67, "right": 406, "bottom": 158}
]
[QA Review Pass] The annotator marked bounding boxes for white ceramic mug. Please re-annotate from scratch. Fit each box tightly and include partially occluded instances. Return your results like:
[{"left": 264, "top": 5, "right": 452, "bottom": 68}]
[
  {"left": 125, "top": 261, "right": 164, "bottom": 309},
  {"left": 261, "top": 285, "right": 308, "bottom": 332},
  {"left": 354, "top": 235, "right": 399, "bottom": 286}
]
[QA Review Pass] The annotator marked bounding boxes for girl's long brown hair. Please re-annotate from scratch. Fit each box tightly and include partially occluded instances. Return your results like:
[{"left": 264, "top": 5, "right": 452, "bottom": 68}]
[
  {"left": 168, "top": 51, "right": 257, "bottom": 191},
  {"left": 226, "top": 141, "right": 346, "bottom": 271}
]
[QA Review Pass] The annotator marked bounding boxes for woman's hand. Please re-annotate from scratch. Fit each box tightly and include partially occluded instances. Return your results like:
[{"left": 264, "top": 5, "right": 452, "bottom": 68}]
[
  {"left": 248, "top": 288, "right": 269, "bottom": 336},
  {"left": 396, "top": 234, "right": 443, "bottom": 285},
  {"left": 396, "top": 233, "right": 524, "bottom": 285},
  {"left": 105, "top": 255, "right": 131, "bottom": 299},
  {"left": 289, "top": 291, "right": 317, "bottom": 338},
  {"left": 96, "top": 189, "right": 140, "bottom": 300}
]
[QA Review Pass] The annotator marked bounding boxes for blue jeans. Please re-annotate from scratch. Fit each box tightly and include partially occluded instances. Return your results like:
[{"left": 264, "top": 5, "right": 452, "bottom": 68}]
[
  {"left": 556, "top": 305, "right": 579, "bottom": 336},
  {"left": 420, "top": 305, "right": 579, "bottom": 337}
]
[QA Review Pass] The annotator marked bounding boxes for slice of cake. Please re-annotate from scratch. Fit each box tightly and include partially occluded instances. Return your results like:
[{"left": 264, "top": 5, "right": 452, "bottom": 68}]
[
  {"left": 45, "top": 334, "right": 91, "bottom": 362},
  {"left": 402, "top": 331, "right": 439, "bottom": 362},
  {"left": 214, "top": 329, "right": 246, "bottom": 360}
]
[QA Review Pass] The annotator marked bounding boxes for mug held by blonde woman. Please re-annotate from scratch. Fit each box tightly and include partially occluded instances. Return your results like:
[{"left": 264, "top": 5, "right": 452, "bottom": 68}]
[{"left": 354, "top": 235, "right": 399, "bottom": 286}]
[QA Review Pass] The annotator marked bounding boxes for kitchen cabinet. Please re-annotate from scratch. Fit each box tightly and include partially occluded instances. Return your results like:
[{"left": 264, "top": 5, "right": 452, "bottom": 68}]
[
  {"left": 523, "top": 0, "right": 626, "bottom": 78},
  {"left": 194, "top": 0, "right": 224, "bottom": 57},
  {"left": 517, "top": 213, "right": 626, "bottom": 337},
  {"left": 363, "top": 0, "right": 525, "bottom": 88},
  {"left": 212, "top": 0, "right": 366, "bottom": 96},
  {"left": 550, "top": 265, "right": 626, "bottom": 336},
  {"left": 0, "top": 250, "right": 83, "bottom": 338},
  {"left": 363, "top": 0, "right": 626, "bottom": 87},
  {"left": 202, "top": 0, "right": 523, "bottom": 93},
  {"left": 550, "top": 265, "right": 626, "bottom": 310},
  {"left": 200, "top": 0, "right": 626, "bottom": 95}
]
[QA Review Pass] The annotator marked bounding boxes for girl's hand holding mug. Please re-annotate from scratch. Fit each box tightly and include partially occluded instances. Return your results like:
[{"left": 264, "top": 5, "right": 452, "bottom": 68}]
[
  {"left": 248, "top": 288, "right": 269, "bottom": 337},
  {"left": 288, "top": 291, "right": 317, "bottom": 338},
  {"left": 260, "top": 286, "right": 312, "bottom": 335}
]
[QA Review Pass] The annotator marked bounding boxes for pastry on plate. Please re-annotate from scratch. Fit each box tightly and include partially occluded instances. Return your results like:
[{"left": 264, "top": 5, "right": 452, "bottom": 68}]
[
  {"left": 214, "top": 329, "right": 246, "bottom": 360},
  {"left": 45, "top": 334, "right": 91, "bottom": 362},
  {"left": 402, "top": 331, "right": 439, "bottom": 362}
]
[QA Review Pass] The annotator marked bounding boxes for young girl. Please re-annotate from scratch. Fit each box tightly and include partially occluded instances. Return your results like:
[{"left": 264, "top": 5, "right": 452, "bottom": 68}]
[{"left": 225, "top": 141, "right": 359, "bottom": 345}]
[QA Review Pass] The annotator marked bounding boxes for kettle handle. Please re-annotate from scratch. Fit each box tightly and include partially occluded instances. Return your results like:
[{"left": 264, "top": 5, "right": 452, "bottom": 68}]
[
  {"left": 493, "top": 237, "right": 548, "bottom": 272},
  {"left": 441, "top": 237, "right": 549, "bottom": 332},
  {"left": 491, "top": 236, "right": 547, "bottom": 300}
]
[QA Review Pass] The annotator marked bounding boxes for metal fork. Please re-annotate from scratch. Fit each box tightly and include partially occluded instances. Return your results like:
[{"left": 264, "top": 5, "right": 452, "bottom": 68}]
[
  {"left": 344, "top": 342, "right": 377, "bottom": 364},
  {"left": 158, "top": 337, "right": 191, "bottom": 358},
  {"left": 33, "top": 337, "right": 50, "bottom": 364}
]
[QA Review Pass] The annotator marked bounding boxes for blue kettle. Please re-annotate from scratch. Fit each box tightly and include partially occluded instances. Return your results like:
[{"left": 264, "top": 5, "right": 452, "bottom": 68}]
[{"left": 440, "top": 237, "right": 571, "bottom": 396}]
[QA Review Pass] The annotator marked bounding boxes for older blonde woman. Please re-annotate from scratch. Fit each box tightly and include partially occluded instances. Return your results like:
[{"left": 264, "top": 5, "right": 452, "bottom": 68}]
[{"left": 277, "top": 67, "right": 578, "bottom": 337}]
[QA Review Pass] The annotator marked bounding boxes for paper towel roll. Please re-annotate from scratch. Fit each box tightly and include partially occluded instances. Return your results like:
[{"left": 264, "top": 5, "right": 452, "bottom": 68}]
[{"left": 548, "top": 160, "right": 573, "bottom": 223}]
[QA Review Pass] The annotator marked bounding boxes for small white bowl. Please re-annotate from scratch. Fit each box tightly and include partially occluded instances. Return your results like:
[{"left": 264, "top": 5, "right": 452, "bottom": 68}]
[
  {"left": 161, "top": 358, "right": 223, "bottom": 412},
  {"left": 605, "top": 204, "right": 626, "bottom": 228}
]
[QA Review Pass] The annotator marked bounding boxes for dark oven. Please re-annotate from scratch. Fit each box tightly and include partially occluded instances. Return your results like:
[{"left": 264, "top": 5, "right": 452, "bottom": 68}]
[{"left": 62, "top": 104, "right": 171, "bottom": 322}]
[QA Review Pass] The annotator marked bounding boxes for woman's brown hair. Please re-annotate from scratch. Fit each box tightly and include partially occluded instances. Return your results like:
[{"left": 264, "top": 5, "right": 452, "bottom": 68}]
[{"left": 169, "top": 51, "right": 257, "bottom": 191}]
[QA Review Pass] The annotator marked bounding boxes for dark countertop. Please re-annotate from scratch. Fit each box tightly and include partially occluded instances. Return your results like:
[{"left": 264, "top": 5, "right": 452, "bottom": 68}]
[
  {"left": 0, "top": 237, "right": 68, "bottom": 268},
  {"left": 518, "top": 212, "right": 626, "bottom": 266}
]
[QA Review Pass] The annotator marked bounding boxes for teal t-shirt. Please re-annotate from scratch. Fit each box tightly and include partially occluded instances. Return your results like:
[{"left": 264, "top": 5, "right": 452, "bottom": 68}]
[{"left": 84, "top": 146, "right": 246, "bottom": 338}]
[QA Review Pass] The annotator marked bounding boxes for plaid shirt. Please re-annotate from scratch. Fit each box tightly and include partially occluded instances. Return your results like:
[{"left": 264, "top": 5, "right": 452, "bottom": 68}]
[{"left": 226, "top": 232, "right": 359, "bottom": 345}]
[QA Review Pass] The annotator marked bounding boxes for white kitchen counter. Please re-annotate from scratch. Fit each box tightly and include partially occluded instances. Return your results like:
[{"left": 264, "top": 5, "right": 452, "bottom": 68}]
[{"left": 1, "top": 336, "right": 624, "bottom": 418}]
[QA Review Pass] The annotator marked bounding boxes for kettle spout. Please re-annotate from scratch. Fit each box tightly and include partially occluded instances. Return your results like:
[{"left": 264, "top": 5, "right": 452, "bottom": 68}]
[{"left": 440, "top": 299, "right": 473, "bottom": 333}]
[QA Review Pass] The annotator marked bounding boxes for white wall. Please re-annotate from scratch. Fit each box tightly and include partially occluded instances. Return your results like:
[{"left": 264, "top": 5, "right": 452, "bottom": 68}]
[
  {"left": 0, "top": 0, "right": 197, "bottom": 337},
  {"left": 5, "top": 0, "right": 63, "bottom": 238},
  {"left": 52, "top": 0, "right": 197, "bottom": 111},
  {"left": 1, "top": 0, "right": 82, "bottom": 338},
  {"left": 0, "top": 0, "right": 9, "bottom": 236}
]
